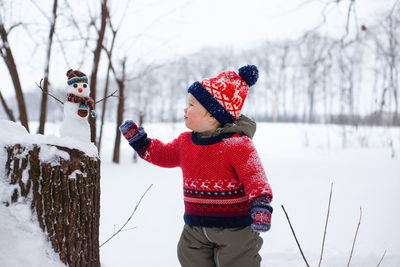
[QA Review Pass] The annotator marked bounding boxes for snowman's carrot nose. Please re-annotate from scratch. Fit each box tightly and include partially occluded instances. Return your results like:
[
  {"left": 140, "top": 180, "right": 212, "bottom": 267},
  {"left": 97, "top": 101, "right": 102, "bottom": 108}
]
[{"left": 78, "top": 88, "right": 83, "bottom": 93}]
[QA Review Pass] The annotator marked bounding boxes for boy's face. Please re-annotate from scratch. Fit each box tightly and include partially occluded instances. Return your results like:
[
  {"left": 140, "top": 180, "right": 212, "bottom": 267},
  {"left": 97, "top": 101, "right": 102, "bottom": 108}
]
[{"left": 184, "top": 94, "right": 217, "bottom": 132}]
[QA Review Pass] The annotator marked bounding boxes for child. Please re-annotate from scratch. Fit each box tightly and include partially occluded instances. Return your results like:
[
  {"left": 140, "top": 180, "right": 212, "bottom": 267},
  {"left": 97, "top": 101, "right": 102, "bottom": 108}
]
[{"left": 120, "top": 65, "right": 273, "bottom": 267}]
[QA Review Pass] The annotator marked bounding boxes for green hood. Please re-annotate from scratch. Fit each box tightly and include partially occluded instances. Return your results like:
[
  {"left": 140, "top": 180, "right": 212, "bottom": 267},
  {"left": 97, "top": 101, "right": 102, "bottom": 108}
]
[{"left": 196, "top": 115, "right": 257, "bottom": 140}]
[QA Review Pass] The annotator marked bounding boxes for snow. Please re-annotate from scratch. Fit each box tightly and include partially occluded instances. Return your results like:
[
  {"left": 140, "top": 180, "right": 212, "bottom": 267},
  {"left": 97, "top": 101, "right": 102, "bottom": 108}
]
[
  {"left": 39, "top": 145, "right": 70, "bottom": 164},
  {"left": 1, "top": 120, "right": 400, "bottom": 266},
  {"left": 0, "top": 119, "right": 99, "bottom": 267},
  {"left": 99, "top": 122, "right": 400, "bottom": 267},
  {"left": 0, "top": 204, "right": 65, "bottom": 267},
  {"left": 0, "top": 120, "right": 98, "bottom": 157}
]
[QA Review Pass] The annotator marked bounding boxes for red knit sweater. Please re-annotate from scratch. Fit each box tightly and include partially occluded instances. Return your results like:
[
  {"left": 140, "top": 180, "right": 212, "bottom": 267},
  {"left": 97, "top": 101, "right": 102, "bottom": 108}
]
[{"left": 132, "top": 131, "right": 273, "bottom": 228}]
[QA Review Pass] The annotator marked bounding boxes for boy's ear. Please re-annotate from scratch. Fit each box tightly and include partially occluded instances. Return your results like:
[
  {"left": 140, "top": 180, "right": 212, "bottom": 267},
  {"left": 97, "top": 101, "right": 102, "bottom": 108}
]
[
  {"left": 205, "top": 112, "right": 214, "bottom": 120},
  {"left": 206, "top": 112, "right": 220, "bottom": 125}
]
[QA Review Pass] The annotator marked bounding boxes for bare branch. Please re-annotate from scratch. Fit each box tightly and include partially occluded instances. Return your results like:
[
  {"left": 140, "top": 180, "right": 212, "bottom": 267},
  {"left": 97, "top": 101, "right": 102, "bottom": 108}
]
[
  {"left": 127, "top": 63, "right": 165, "bottom": 81},
  {"left": 35, "top": 78, "right": 64, "bottom": 104},
  {"left": 100, "top": 184, "right": 153, "bottom": 248},
  {"left": 0, "top": 89, "right": 16, "bottom": 121},
  {"left": 347, "top": 207, "right": 362, "bottom": 267},
  {"left": 318, "top": 182, "right": 333, "bottom": 267},
  {"left": 389, "top": 0, "right": 400, "bottom": 17},
  {"left": 376, "top": 250, "right": 387, "bottom": 267},
  {"left": 7, "top": 22, "right": 22, "bottom": 34},
  {"left": 114, "top": 0, "right": 133, "bottom": 31},
  {"left": 95, "top": 89, "right": 118, "bottom": 104},
  {"left": 29, "top": 0, "right": 51, "bottom": 22},
  {"left": 281, "top": 205, "right": 310, "bottom": 267},
  {"left": 63, "top": 0, "right": 85, "bottom": 38},
  {"left": 342, "top": 0, "right": 355, "bottom": 41},
  {"left": 120, "top": 227, "right": 137, "bottom": 232}
]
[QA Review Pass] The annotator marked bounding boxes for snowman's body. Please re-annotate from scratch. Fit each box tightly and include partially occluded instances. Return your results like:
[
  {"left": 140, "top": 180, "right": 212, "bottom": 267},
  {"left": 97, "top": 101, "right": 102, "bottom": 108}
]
[{"left": 59, "top": 81, "right": 92, "bottom": 143}]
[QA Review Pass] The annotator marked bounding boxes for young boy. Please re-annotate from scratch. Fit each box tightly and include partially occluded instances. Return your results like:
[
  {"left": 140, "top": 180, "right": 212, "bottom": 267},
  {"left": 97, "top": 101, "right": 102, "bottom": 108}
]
[{"left": 120, "top": 65, "right": 273, "bottom": 267}]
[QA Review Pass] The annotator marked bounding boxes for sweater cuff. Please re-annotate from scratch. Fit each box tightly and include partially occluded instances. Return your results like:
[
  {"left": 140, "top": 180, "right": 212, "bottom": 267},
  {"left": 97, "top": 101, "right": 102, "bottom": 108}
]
[
  {"left": 249, "top": 195, "right": 273, "bottom": 215},
  {"left": 128, "top": 127, "right": 151, "bottom": 157}
]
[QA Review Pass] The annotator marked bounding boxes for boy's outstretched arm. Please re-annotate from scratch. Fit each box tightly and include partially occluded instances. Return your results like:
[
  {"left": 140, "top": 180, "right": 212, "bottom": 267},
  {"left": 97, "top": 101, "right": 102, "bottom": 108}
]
[
  {"left": 120, "top": 120, "right": 181, "bottom": 168},
  {"left": 229, "top": 137, "right": 273, "bottom": 233}
]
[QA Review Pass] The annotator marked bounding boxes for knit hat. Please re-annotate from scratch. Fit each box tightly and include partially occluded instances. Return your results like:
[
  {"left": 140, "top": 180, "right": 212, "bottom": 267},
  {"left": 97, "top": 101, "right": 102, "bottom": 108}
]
[
  {"left": 187, "top": 65, "right": 259, "bottom": 125},
  {"left": 66, "top": 69, "right": 88, "bottom": 85}
]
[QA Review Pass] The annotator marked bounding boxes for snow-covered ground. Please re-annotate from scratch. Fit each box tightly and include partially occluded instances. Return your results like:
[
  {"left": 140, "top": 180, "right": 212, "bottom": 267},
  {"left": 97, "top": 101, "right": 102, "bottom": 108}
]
[{"left": 1, "top": 120, "right": 400, "bottom": 266}]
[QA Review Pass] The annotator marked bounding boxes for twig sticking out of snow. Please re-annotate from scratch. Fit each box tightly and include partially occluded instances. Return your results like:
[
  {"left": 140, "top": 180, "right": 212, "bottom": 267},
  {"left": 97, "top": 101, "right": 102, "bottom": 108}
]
[
  {"left": 376, "top": 249, "right": 387, "bottom": 267},
  {"left": 347, "top": 207, "right": 362, "bottom": 267},
  {"left": 100, "top": 184, "right": 153, "bottom": 248},
  {"left": 281, "top": 205, "right": 310, "bottom": 267},
  {"left": 318, "top": 182, "right": 333, "bottom": 267}
]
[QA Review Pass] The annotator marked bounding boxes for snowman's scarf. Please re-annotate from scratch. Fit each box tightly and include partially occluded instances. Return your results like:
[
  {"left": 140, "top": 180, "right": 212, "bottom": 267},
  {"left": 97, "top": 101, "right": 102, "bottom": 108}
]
[{"left": 66, "top": 93, "right": 97, "bottom": 118}]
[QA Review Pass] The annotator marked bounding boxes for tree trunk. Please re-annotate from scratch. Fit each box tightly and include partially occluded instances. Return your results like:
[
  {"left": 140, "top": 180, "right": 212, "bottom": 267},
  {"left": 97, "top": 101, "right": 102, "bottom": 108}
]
[
  {"left": 98, "top": 27, "right": 117, "bottom": 153},
  {"left": 112, "top": 59, "right": 126, "bottom": 164},
  {"left": 89, "top": 0, "right": 108, "bottom": 144},
  {"left": 0, "top": 21, "right": 29, "bottom": 132},
  {"left": 3, "top": 144, "right": 100, "bottom": 267},
  {"left": 38, "top": 0, "right": 58, "bottom": 134}
]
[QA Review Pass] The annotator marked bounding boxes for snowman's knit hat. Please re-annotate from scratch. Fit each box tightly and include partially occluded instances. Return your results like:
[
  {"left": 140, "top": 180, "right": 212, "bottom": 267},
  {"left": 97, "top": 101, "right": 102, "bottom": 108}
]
[{"left": 66, "top": 69, "right": 88, "bottom": 85}]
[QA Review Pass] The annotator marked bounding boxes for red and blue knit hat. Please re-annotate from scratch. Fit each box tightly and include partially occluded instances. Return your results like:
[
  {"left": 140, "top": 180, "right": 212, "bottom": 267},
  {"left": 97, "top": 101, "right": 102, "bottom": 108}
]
[
  {"left": 187, "top": 65, "right": 259, "bottom": 125},
  {"left": 66, "top": 69, "right": 88, "bottom": 85}
]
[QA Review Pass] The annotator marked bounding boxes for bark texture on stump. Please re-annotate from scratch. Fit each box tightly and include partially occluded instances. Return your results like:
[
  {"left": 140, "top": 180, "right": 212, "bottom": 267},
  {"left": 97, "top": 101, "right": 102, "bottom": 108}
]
[{"left": 3, "top": 144, "right": 100, "bottom": 267}]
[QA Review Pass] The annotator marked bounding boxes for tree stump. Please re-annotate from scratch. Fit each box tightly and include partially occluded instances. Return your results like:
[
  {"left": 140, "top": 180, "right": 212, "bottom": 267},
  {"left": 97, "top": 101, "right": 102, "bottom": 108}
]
[{"left": 3, "top": 144, "right": 100, "bottom": 267}]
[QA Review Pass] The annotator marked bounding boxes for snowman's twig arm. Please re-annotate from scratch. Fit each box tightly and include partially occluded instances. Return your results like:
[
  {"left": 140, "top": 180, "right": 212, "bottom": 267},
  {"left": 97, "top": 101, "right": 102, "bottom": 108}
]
[
  {"left": 35, "top": 78, "right": 64, "bottom": 104},
  {"left": 95, "top": 89, "right": 118, "bottom": 104}
]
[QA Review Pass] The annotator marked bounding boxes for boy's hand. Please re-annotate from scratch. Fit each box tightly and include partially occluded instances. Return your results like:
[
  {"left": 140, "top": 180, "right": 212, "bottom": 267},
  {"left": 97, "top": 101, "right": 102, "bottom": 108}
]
[
  {"left": 249, "top": 196, "right": 273, "bottom": 233},
  {"left": 119, "top": 120, "right": 139, "bottom": 141}
]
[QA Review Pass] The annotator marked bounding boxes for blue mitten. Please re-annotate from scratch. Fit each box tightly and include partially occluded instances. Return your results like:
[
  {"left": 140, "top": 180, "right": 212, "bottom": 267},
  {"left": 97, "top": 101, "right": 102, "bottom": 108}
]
[{"left": 119, "top": 120, "right": 150, "bottom": 156}]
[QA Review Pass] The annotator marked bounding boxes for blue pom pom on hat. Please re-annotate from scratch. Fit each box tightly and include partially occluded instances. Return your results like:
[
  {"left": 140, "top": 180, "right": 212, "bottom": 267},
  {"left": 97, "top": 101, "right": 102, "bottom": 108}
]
[{"left": 238, "top": 65, "right": 259, "bottom": 87}]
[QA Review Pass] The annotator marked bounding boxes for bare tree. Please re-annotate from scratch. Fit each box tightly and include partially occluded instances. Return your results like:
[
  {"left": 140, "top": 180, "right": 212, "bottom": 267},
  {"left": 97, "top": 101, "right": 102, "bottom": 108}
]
[
  {"left": 381, "top": 2, "right": 399, "bottom": 124},
  {"left": 37, "top": 0, "right": 59, "bottom": 134},
  {"left": 0, "top": 15, "right": 29, "bottom": 132},
  {"left": 98, "top": 0, "right": 132, "bottom": 151},
  {"left": 112, "top": 57, "right": 127, "bottom": 164},
  {"left": 98, "top": 25, "right": 117, "bottom": 153},
  {"left": 89, "top": 0, "right": 109, "bottom": 143}
]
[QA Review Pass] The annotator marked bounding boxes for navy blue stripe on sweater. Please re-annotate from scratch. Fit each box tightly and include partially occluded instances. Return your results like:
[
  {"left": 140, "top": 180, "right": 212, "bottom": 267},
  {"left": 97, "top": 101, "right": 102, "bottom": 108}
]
[
  {"left": 191, "top": 132, "right": 236, "bottom": 145},
  {"left": 184, "top": 214, "right": 252, "bottom": 228},
  {"left": 187, "top": 81, "right": 235, "bottom": 125}
]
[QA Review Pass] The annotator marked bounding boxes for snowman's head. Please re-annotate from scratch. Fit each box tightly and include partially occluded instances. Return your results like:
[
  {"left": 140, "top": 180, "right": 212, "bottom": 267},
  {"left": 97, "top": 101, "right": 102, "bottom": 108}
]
[
  {"left": 66, "top": 69, "right": 90, "bottom": 97},
  {"left": 68, "top": 81, "right": 90, "bottom": 97}
]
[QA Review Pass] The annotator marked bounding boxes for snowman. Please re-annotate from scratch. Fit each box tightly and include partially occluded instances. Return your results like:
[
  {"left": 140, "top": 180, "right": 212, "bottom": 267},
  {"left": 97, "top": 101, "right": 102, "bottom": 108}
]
[{"left": 59, "top": 69, "right": 96, "bottom": 143}]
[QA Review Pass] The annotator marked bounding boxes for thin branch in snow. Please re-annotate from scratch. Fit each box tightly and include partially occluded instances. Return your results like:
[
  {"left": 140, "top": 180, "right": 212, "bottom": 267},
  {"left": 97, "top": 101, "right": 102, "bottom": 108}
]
[
  {"left": 35, "top": 78, "right": 64, "bottom": 104},
  {"left": 347, "top": 206, "right": 362, "bottom": 267},
  {"left": 121, "top": 227, "right": 137, "bottom": 232},
  {"left": 281, "top": 205, "right": 310, "bottom": 267},
  {"left": 100, "top": 184, "right": 153, "bottom": 248},
  {"left": 376, "top": 249, "right": 387, "bottom": 267},
  {"left": 318, "top": 182, "right": 333, "bottom": 267}
]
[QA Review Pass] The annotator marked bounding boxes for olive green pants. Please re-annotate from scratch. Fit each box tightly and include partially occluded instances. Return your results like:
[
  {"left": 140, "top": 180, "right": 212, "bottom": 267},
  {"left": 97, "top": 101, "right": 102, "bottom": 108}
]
[{"left": 177, "top": 224, "right": 263, "bottom": 267}]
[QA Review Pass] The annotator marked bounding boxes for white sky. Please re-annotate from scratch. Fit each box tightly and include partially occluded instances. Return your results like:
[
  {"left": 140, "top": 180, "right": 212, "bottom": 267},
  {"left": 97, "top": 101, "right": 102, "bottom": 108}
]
[{"left": 0, "top": 0, "right": 397, "bottom": 97}]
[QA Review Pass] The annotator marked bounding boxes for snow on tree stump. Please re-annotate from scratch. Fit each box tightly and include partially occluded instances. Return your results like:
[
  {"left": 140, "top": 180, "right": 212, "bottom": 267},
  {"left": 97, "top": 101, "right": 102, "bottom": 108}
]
[{"left": 3, "top": 143, "right": 100, "bottom": 267}]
